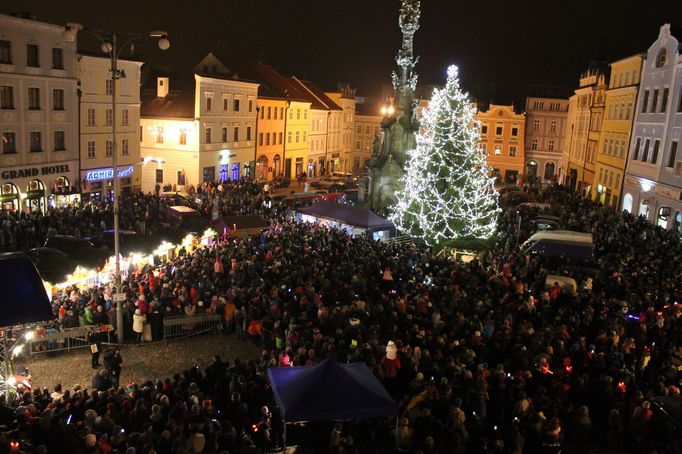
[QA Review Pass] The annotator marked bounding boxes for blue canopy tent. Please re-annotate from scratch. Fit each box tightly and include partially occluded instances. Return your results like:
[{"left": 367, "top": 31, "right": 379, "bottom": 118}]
[
  {"left": 268, "top": 359, "right": 398, "bottom": 447},
  {"left": 0, "top": 252, "right": 54, "bottom": 326},
  {"left": 0, "top": 252, "right": 54, "bottom": 401},
  {"left": 296, "top": 201, "right": 396, "bottom": 241}
]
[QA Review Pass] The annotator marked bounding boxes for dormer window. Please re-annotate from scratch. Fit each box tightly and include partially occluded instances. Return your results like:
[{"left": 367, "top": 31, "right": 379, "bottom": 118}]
[{"left": 656, "top": 48, "right": 667, "bottom": 68}]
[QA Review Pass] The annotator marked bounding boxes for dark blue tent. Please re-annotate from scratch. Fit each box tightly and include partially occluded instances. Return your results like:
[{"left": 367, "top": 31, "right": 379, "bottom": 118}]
[
  {"left": 267, "top": 359, "right": 398, "bottom": 422},
  {"left": 0, "top": 253, "right": 54, "bottom": 326},
  {"left": 297, "top": 201, "right": 394, "bottom": 230}
]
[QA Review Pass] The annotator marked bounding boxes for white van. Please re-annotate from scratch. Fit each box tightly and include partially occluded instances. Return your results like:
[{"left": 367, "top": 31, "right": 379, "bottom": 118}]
[{"left": 522, "top": 230, "right": 595, "bottom": 266}]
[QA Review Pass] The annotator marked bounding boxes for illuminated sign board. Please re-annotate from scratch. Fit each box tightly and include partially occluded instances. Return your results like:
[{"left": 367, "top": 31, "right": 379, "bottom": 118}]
[{"left": 84, "top": 166, "right": 135, "bottom": 182}]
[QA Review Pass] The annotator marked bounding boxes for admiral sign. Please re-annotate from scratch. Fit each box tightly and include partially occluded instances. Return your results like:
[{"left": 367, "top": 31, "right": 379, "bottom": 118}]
[{"left": 84, "top": 166, "right": 135, "bottom": 182}]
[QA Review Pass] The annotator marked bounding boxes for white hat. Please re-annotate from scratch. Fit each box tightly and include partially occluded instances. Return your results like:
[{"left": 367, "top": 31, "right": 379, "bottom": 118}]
[{"left": 386, "top": 341, "right": 397, "bottom": 360}]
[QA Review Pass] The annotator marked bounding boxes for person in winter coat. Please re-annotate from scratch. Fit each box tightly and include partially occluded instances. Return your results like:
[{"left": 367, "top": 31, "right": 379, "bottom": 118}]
[
  {"left": 91, "top": 368, "right": 111, "bottom": 391},
  {"left": 103, "top": 348, "right": 123, "bottom": 389},
  {"left": 83, "top": 306, "right": 95, "bottom": 325},
  {"left": 133, "top": 309, "right": 146, "bottom": 345}
]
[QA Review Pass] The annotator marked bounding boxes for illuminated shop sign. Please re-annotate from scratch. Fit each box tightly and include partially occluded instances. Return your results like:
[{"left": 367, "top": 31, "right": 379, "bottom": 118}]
[{"left": 85, "top": 166, "right": 135, "bottom": 182}]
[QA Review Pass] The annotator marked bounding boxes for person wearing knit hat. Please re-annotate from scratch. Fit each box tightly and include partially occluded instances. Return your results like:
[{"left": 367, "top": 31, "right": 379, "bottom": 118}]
[
  {"left": 133, "top": 309, "right": 146, "bottom": 345},
  {"left": 381, "top": 341, "right": 401, "bottom": 382}
]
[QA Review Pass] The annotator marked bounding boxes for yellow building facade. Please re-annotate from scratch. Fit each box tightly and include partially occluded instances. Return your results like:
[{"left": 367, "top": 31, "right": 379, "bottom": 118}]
[
  {"left": 564, "top": 66, "right": 608, "bottom": 196},
  {"left": 255, "top": 97, "right": 287, "bottom": 180},
  {"left": 592, "top": 54, "right": 643, "bottom": 209},
  {"left": 476, "top": 104, "right": 526, "bottom": 184},
  {"left": 283, "top": 100, "right": 311, "bottom": 179}
]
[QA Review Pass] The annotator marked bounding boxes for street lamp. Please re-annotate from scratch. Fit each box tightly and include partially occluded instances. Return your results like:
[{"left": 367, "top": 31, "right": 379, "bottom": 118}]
[{"left": 62, "top": 23, "right": 170, "bottom": 344}]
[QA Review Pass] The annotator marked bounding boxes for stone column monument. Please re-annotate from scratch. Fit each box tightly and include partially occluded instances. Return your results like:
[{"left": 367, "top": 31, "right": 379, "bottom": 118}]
[{"left": 360, "top": 0, "right": 421, "bottom": 214}]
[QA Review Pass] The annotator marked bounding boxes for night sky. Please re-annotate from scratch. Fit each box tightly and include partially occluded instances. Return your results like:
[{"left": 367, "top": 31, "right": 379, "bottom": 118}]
[{"left": 3, "top": 0, "right": 682, "bottom": 106}]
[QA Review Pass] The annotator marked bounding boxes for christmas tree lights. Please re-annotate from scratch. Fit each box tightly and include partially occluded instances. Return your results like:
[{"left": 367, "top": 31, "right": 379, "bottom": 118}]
[{"left": 390, "top": 65, "right": 500, "bottom": 246}]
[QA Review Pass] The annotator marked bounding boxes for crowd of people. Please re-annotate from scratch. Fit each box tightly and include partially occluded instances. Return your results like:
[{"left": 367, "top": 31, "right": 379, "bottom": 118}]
[
  {"left": 1, "top": 182, "right": 682, "bottom": 453},
  {"left": 0, "top": 179, "right": 274, "bottom": 252}
]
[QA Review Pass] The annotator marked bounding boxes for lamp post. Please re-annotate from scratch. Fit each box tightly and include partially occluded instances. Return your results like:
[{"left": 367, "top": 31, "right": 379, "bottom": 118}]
[{"left": 63, "top": 23, "right": 169, "bottom": 344}]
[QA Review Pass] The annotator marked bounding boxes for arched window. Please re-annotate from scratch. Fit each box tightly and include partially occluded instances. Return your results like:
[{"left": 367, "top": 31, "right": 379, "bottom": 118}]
[
  {"left": 622, "top": 193, "right": 633, "bottom": 214},
  {"left": 656, "top": 48, "right": 667, "bottom": 68},
  {"left": 544, "top": 162, "right": 555, "bottom": 179}
]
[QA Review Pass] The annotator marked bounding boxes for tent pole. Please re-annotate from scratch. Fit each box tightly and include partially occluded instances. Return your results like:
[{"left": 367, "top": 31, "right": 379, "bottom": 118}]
[{"left": 283, "top": 419, "right": 287, "bottom": 452}]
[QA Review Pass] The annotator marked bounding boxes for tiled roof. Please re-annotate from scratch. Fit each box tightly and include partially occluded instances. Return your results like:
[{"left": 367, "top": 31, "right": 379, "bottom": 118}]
[
  {"left": 141, "top": 72, "right": 195, "bottom": 119},
  {"left": 293, "top": 78, "right": 342, "bottom": 111},
  {"left": 246, "top": 63, "right": 309, "bottom": 103}
]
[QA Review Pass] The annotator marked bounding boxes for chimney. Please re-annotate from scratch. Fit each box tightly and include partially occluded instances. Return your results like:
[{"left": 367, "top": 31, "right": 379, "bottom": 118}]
[{"left": 157, "top": 77, "right": 169, "bottom": 98}]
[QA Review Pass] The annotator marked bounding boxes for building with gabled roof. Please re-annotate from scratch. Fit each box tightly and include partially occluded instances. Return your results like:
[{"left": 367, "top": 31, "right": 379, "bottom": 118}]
[{"left": 139, "top": 67, "right": 258, "bottom": 192}]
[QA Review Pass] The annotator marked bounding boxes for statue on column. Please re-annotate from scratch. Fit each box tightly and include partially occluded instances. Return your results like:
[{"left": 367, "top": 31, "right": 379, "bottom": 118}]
[{"left": 361, "top": 0, "right": 421, "bottom": 212}]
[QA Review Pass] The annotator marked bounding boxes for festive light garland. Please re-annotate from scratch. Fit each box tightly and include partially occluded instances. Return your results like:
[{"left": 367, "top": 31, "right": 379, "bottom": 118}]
[{"left": 390, "top": 65, "right": 500, "bottom": 246}]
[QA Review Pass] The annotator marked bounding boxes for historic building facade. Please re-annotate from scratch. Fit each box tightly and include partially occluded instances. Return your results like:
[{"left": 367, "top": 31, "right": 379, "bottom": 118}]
[
  {"left": 78, "top": 54, "right": 143, "bottom": 201},
  {"left": 476, "top": 104, "right": 526, "bottom": 184},
  {"left": 139, "top": 72, "right": 258, "bottom": 192},
  {"left": 0, "top": 13, "right": 79, "bottom": 211},
  {"left": 326, "top": 88, "right": 356, "bottom": 174},
  {"left": 563, "top": 64, "right": 609, "bottom": 196},
  {"left": 623, "top": 24, "right": 682, "bottom": 232},
  {"left": 354, "top": 100, "right": 382, "bottom": 175},
  {"left": 523, "top": 88, "right": 570, "bottom": 182},
  {"left": 592, "top": 54, "right": 643, "bottom": 210}
]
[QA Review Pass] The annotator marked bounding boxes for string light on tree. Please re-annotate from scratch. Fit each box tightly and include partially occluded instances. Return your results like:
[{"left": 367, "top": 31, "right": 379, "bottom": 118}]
[{"left": 390, "top": 65, "right": 500, "bottom": 245}]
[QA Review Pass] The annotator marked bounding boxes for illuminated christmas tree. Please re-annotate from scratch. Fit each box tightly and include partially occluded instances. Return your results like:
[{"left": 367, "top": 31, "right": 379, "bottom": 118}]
[{"left": 390, "top": 65, "right": 499, "bottom": 246}]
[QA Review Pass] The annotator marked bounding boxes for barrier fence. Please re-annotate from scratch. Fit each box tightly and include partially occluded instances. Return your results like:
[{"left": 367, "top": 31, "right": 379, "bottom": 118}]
[
  {"left": 28, "top": 324, "right": 114, "bottom": 357},
  {"left": 162, "top": 314, "right": 223, "bottom": 342},
  {"left": 27, "top": 314, "right": 224, "bottom": 356}
]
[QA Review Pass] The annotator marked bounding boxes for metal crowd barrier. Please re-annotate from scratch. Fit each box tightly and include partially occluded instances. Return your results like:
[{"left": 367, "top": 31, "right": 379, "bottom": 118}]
[
  {"left": 162, "top": 314, "right": 223, "bottom": 342},
  {"left": 28, "top": 325, "right": 114, "bottom": 357}
]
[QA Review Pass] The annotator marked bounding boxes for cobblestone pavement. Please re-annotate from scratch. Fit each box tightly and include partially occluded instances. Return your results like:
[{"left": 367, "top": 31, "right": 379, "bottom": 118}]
[{"left": 22, "top": 333, "right": 259, "bottom": 391}]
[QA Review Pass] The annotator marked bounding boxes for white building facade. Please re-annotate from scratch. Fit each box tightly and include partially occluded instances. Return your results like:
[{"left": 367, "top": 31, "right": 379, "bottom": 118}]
[
  {"left": 326, "top": 89, "right": 356, "bottom": 174},
  {"left": 140, "top": 74, "right": 258, "bottom": 193},
  {"left": 78, "top": 54, "right": 143, "bottom": 201},
  {"left": 622, "top": 24, "right": 682, "bottom": 232},
  {"left": 0, "top": 13, "right": 79, "bottom": 212}
]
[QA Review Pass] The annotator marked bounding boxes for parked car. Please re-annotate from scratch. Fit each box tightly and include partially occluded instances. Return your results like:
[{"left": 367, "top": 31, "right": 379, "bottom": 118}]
[
  {"left": 159, "top": 191, "right": 194, "bottom": 205},
  {"left": 500, "top": 190, "right": 531, "bottom": 206},
  {"left": 27, "top": 247, "right": 78, "bottom": 283},
  {"left": 44, "top": 235, "right": 110, "bottom": 268},
  {"left": 530, "top": 217, "right": 562, "bottom": 231}
]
